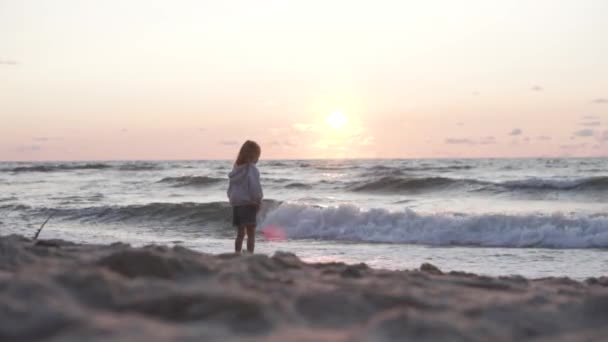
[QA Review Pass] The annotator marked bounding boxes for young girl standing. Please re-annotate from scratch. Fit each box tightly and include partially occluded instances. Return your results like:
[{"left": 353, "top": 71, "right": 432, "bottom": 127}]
[{"left": 227, "top": 140, "right": 263, "bottom": 253}]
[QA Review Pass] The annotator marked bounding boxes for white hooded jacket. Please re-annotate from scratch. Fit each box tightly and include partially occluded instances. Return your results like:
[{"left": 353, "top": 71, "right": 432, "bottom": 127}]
[{"left": 227, "top": 163, "right": 263, "bottom": 206}]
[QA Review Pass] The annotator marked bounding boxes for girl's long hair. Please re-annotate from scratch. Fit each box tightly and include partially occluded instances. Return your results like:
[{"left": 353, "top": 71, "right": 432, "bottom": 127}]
[{"left": 235, "top": 140, "right": 261, "bottom": 166}]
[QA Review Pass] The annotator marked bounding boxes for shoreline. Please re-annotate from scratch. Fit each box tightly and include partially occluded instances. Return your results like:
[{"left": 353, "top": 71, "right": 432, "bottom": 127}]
[{"left": 2, "top": 234, "right": 608, "bottom": 341}]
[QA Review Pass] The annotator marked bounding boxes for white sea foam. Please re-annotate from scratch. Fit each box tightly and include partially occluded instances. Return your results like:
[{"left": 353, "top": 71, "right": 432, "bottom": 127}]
[{"left": 261, "top": 203, "right": 608, "bottom": 248}]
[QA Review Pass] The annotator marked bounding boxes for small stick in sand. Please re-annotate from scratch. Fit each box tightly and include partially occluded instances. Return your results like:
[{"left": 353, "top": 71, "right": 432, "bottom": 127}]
[{"left": 34, "top": 213, "right": 54, "bottom": 240}]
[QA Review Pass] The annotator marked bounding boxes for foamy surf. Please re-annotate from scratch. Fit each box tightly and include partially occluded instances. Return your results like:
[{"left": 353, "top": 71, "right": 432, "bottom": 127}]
[{"left": 262, "top": 203, "right": 608, "bottom": 248}]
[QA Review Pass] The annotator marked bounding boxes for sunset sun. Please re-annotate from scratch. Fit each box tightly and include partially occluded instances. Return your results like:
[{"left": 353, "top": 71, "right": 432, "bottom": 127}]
[{"left": 325, "top": 111, "right": 348, "bottom": 129}]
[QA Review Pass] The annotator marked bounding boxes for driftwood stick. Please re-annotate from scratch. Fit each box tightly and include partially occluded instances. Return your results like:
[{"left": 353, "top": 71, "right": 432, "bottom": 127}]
[{"left": 34, "top": 213, "right": 54, "bottom": 240}]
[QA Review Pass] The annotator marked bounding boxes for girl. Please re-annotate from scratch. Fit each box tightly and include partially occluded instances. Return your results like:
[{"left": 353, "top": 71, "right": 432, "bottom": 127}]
[{"left": 227, "top": 140, "right": 263, "bottom": 253}]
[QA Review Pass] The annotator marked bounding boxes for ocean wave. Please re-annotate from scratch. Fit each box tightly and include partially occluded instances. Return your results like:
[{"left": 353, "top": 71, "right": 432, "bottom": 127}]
[
  {"left": 117, "top": 162, "right": 164, "bottom": 171},
  {"left": 36, "top": 202, "right": 233, "bottom": 227},
  {"left": 314, "top": 165, "right": 358, "bottom": 171},
  {"left": 20, "top": 200, "right": 282, "bottom": 229},
  {"left": 0, "top": 204, "right": 31, "bottom": 211},
  {"left": 264, "top": 161, "right": 290, "bottom": 167},
  {"left": 348, "top": 175, "right": 608, "bottom": 194},
  {"left": 359, "top": 169, "right": 405, "bottom": 177},
  {"left": 1, "top": 162, "right": 167, "bottom": 173},
  {"left": 4, "top": 163, "right": 112, "bottom": 173},
  {"left": 366, "top": 165, "right": 474, "bottom": 173},
  {"left": 350, "top": 176, "right": 486, "bottom": 193},
  {"left": 498, "top": 177, "right": 608, "bottom": 191},
  {"left": 358, "top": 166, "right": 475, "bottom": 179},
  {"left": 50, "top": 193, "right": 105, "bottom": 204},
  {"left": 159, "top": 176, "right": 224, "bottom": 187},
  {"left": 261, "top": 204, "right": 608, "bottom": 248},
  {"left": 3, "top": 162, "right": 170, "bottom": 173},
  {"left": 285, "top": 182, "right": 313, "bottom": 189}
]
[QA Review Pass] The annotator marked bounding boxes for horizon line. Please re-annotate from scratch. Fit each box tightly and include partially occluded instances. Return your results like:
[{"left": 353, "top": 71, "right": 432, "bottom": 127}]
[{"left": 1, "top": 156, "right": 606, "bottom": 163}]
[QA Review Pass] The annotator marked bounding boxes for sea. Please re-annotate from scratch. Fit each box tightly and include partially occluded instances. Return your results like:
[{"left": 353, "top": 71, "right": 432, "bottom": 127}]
[{"left": 1, "top": 158, "right": 607, "bottom": 279}]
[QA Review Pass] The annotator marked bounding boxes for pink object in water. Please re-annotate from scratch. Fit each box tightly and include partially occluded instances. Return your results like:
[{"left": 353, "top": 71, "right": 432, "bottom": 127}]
[{"left": 262, "top": 225, "right": 286, "bottom": 241}]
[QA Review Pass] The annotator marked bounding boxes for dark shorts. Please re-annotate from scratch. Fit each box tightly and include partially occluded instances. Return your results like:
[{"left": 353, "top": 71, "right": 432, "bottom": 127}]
[{"left": 232, "top": 205, "right": 258, "bottom": 227}]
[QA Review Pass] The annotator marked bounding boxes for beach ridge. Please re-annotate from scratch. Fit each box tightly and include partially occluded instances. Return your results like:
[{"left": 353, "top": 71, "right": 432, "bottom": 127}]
[{"left": 1, "top": 234, "right": 608, "bottom": 341}]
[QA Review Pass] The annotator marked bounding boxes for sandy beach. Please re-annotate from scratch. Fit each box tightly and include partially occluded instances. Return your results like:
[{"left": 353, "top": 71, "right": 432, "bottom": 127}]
[{"left": 2, "top": 234, "right": 608, "bottom": 342}]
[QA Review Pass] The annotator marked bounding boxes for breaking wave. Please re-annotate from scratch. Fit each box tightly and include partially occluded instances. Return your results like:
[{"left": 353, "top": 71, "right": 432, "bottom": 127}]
[{"left": 261, "top": 203, "right": 608, "bottom": 248}]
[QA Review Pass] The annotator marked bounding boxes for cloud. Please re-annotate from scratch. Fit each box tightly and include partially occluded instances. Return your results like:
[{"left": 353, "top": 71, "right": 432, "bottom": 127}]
[
  {"left": 292, "top": 123, "right": 315, "bottom": 132},
  {"left": 219, "top": 140, "right": 239, "bottom": 146},
  {"left": 445, "top": 136, "right": 496, "bottom": 145},
  {"left": 15, "top": 144, "right": 42, "bottom": 152},
  {"left": 531, "top": 85, "right": 543, "bottom": 91},
  {"left": 509, "top": 128, "right": 523, "bottom": 136},
  {"left": 560, "top": 143, "right": 586, "bottom": 150},
  {"left": 120, "top": 128, "right": 128, "bottom": 133},
  {"left": 537, "top": 136, "right": 552, "bottom": 141},
  {"left": 33, "top": 137, "right": 51, "bottom": 142},
  {"left": 601, "top": 130, "right": 608, "bottom": 142},
  {"left": 0, "top": 59, "right": 18, "bottom": 65},
  {"left": 445, "top": 138, "right": 475, "bottom": 145},
  {"left": 32, "top": 137, "right": 63, "bottom": 142},
  {"left": 592, "top": 98, "right": 608, "bottom": 104},
  {"left": 581, "top": 121, "right": 601, "bottom": 127},
  {"left": 580, "top": 114, "right": 601, "bottom": 127},
  {"left": 354, "top": 135, "right": 375, "bottom": 146},
  {"left": 573, "top": 129, "right": 595, "bottom": 137},
  {"left": 268, "top": 140, "right": 295, "bottom": 148},
  {"left": 480, "top": 136, "right": 496, "bottom": 145}
]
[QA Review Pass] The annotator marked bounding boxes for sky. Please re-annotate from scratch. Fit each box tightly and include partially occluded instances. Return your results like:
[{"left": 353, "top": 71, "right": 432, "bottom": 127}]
[{"left": 1, "top": 0, "right": 607, "bottom": 161}]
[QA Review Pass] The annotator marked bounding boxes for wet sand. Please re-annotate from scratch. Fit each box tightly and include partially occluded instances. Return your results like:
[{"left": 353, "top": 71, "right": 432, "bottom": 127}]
[{"left": 2, "top": 234, "right": 608, "bottom": 341}]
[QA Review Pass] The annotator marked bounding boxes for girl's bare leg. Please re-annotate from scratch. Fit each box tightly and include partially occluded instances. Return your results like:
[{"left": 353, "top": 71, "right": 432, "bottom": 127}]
[
  {"left": 235, "top": 226, "right": 245, "bottom": 252},
  {"left": 246, "top": 225, "right": 256, "bottom": 253}
]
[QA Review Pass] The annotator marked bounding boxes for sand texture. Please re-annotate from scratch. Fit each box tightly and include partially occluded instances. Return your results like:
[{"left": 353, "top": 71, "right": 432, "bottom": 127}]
[{"left": 2, "top": 234, "right": 608, "bottom": 342}]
